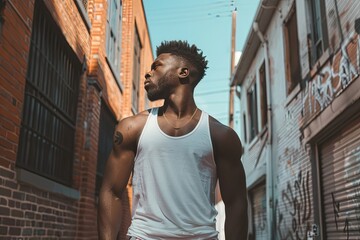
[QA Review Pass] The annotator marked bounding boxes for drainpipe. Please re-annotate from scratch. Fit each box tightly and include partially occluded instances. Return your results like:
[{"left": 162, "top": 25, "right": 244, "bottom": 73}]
[{"left": 253, "top": 21, "right": 275, "bottom": 240}]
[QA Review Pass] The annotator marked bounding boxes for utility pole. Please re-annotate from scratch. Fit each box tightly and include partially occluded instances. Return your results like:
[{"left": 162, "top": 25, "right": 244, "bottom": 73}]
[{"left": 228, "top": 6, "right": 236, "bottom": 128}]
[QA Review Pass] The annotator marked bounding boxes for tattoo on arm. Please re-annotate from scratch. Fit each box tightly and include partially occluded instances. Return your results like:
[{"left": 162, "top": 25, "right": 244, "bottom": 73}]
[{"left": 114, "top": 131, "right": 123, "bottom": 145}]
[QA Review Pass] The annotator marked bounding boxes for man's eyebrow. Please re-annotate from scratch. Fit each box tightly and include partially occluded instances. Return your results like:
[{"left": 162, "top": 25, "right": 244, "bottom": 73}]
[
  {"left": 151, "top": 60, "right": 162, "bottom": 69},
  {"left": 151, "top": 62, "right": 156, "bottom": 69}
]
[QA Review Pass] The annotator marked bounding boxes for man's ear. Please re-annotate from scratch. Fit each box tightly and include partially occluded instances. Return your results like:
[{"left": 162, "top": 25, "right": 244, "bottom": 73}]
[{"left": 178, "top": 68, "right": 189, "bottom": 79}]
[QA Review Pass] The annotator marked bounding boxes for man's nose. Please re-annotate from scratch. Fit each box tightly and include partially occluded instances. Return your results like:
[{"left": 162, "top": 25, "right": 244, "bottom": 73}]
[{"left": 145, "top": 71, "right": 152, "bottom": 79}]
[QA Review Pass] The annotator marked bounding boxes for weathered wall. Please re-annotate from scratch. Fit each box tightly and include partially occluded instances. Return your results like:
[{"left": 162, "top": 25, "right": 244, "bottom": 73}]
[{"left": 237, "top": 0, "right": 360, "bottom": 239}]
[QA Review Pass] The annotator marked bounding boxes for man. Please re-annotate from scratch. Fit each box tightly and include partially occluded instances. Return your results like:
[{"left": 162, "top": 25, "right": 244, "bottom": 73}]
[{"left": 98, "top": 40, "right": 248, "bottom": 240}]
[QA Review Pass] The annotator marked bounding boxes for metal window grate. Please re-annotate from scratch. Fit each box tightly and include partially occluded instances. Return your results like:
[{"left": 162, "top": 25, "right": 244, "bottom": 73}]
[
  {"left": 96, "top": 101, "right": 117, "bottom": 195},
  {"left": 247, "top": 82, "right": 258, "bottom": 141},
  {"left": 284, "top": 8, "right": 301, "bottom": 94},
  {"left": 259, "top": 62, "right": 267, "bottom": 128},
  {"left": 309, "top": 0, "right": 325, "bottom": 62},
  {"left": 106, "top": 0, "right": 122, "bottom": 77},
  {"left": 243, "top": 114, "right": 247, "bottom": 143},
  {"left": 17, "top": 0, "right": 81, "bottom": 186},
  {"left": 132, "top": 27, "right": 141, "bottom": 113}
]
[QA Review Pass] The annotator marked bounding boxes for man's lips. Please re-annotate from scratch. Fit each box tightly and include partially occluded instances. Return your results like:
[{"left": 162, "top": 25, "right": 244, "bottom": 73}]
[{"left": 144, "top": 79, "right": 151, "bottom": 88}]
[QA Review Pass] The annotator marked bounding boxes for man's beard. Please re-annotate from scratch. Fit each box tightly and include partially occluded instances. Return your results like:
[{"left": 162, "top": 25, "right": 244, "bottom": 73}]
[{"left": 146, "top": 73, "right": 172, "bottom": 101}]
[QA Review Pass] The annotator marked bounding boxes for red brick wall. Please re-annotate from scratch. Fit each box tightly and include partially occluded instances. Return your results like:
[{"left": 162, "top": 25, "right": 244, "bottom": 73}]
[
  {"left": 0, "top": 169, "right": 79, "bottom": 238},
  {"left": 0, "top": 0, "right": 33, "bottom": 170},
  {"left": 1, "top": 0, "right": 154, "bottom": 239},
  {"left": 120, "top": 0, "right": 132, "bottom": 118},
  {"left": 120, "top": 0, "right": 159, "bottom": 119},
  {"left": 0, "top": 0, "right": 92, "bottom": 239},
  {"left": 88, "top": 0, "right": 124, "bottom": 121},
  {"left": 76, "top": 84, "right": 101, "bottom": 240}
]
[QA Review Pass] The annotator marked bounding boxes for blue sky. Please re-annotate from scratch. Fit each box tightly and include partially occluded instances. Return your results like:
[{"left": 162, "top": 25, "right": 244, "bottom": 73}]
[{"left": 143, "top": 0, "right": 260, "bottom": 128}]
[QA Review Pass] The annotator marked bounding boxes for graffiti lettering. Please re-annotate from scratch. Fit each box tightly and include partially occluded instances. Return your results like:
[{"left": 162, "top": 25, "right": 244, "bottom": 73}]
[
  {"left": 303, "top": 32, "right": 360, "bottom": 120},
  {"left": 311, "top": 70, "right": 333, "bottom": 111},
  {"left": 253, "top": 191, "right": 267, "bottom": 235},
  {"left": 275, "top": 170, "right": 312, "bottom": 240},
  {"left": 338, "top": 41, "right": 358, "bottom": 89},
  {"left": 331, "top": 192, "right": 340, "bottom": 230},
  {"left": 343, "top": 218, "right": 349, "bottom": 240},
  {"left": 257, "top": 207, "right": 266, "bottom": 231}
]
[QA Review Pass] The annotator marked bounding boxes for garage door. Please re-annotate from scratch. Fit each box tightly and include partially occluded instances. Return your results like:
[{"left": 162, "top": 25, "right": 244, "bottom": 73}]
[
  {"left": 319, "top": 117, "right": 360, "bottom": 239},
  {"left": 251, "top": 182, "right": 268, "bottom": 240}
]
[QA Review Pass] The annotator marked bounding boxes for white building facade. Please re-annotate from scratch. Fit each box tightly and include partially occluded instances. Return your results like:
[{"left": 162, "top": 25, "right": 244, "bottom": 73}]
[{"left": 232, "top": 0, "right": 360, "bottom": 239}]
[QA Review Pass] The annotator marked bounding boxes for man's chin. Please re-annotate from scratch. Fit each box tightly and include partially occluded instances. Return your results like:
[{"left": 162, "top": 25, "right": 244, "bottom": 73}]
[{"left": 147, "top": 95, "right": 160, "bottom": 102}]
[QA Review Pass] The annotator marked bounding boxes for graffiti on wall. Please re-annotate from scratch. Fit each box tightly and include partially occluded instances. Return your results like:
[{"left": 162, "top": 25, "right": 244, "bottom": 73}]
[
  {"left": 275, "top": 170, "right": 312, "bottom": 240},
  {"left": 331, "top": 147, "right": 360, "bottom": 239},
  {"left": 251, "top": 185, "right": 268, "bottom": 238},
  {"left": 255, "top": 197, "right": 267, "bottom": 232},
  {"left": 302, "top": 33, "right": 360, "bottom": 120}
]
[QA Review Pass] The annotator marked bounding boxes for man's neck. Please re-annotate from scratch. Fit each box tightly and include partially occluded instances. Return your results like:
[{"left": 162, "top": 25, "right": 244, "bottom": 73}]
[{"left": 163, "top": 99, "right": 197, "bottom": 119}]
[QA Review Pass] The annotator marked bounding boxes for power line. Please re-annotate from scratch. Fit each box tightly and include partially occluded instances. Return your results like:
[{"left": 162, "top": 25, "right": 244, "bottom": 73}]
[
  {"left": 145, "top": 1, "right": 233, "bottom": 13},
  {"left": 150, "top": 13, "right": 232, "bottom": 24},
  {"left": 211, "top": 115, "right": 229, "bottom": 120},
  {"left": 199, "top": 102, "right": 229, "bottom": 106},
  {"left": 195, "top": 89, "right": 229, "bottom": 96},
  {"left": 146, "top": 0, "right": 235, "bottom": 23},
  {"left": 148, "top": 5, "right": 233, "bottom": 17},
  {"left": 146, "top": 0, "right": 255, "bottom": 15},
  {"left": 149, "top": 9, "right": 233, "bottom": 22},
  {"left": 197, "top": 100, "right": 229, "bottom": 104}
]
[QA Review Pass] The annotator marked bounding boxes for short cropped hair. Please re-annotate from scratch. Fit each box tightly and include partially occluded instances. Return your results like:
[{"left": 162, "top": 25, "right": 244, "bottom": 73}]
[{"left": 156, "top": 40, "right": 208, "bottom": 82}]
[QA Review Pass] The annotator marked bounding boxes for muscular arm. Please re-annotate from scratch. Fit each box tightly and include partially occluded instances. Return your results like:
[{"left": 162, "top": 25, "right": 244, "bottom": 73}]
[
  {"left": 97, "top": 116, "right": 143, "bottom": 240},
  {"left": 211, "top": 119, "right": 248, "bottom": 240}
]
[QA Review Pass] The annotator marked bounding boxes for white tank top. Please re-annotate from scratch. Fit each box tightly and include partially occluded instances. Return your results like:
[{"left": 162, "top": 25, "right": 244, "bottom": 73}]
[{"left": 127, "top": 108, "right": 218, "bottom": 240}]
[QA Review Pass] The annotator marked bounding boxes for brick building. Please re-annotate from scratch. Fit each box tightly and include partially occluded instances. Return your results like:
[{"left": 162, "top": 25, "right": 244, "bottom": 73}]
[
  {"left": 231, "top": 0, "right": 360, "bottom": 239},
  {"left": 0, "top": 0, "right": 154, "bottom": 239}
]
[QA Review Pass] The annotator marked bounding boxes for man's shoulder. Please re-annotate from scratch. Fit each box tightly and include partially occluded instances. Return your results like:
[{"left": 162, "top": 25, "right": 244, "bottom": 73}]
[
  {"left": 208, "top": 115, "right": 235, "bottom": 134},
  {"left": 207, "top": 114, "right": 243, "bottom": 159},
  {"left": 208, "top": 115, "right": 241, "bottom": 144},
  {"left": 112, "top": 108, "right": 155, "bottom": 146},
  {"left": 116, "top": 109, "right": 153, "bottom": 132}
]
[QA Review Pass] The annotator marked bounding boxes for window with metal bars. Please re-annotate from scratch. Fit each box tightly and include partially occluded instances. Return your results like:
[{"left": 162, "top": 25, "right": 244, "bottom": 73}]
[
  {"left": 243, "top": 113, "right": 247, "bottom": 143},
  {"left": 259, "top": 62, "right": 267, "bottom": 129},
  {"left": 132, "top": 26, "right": 141, "bottom": 113},
  {"left": 106, "top": 0, "right": 122, "bottom": 80},
  {"left": 308, "top": 0, "right": 328, "bottom": 65},
  {"left": 16, "top": 0, "right": 81, "bottom": 186},
  {"left": 247, "top": 82, "right": 258, "bottom": 142},
  {"left": 284, "top": 6, "right": 301, "bottom": 94},
  {"left": 95, "top": 101, "right": 117, "bottom": 196}
]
